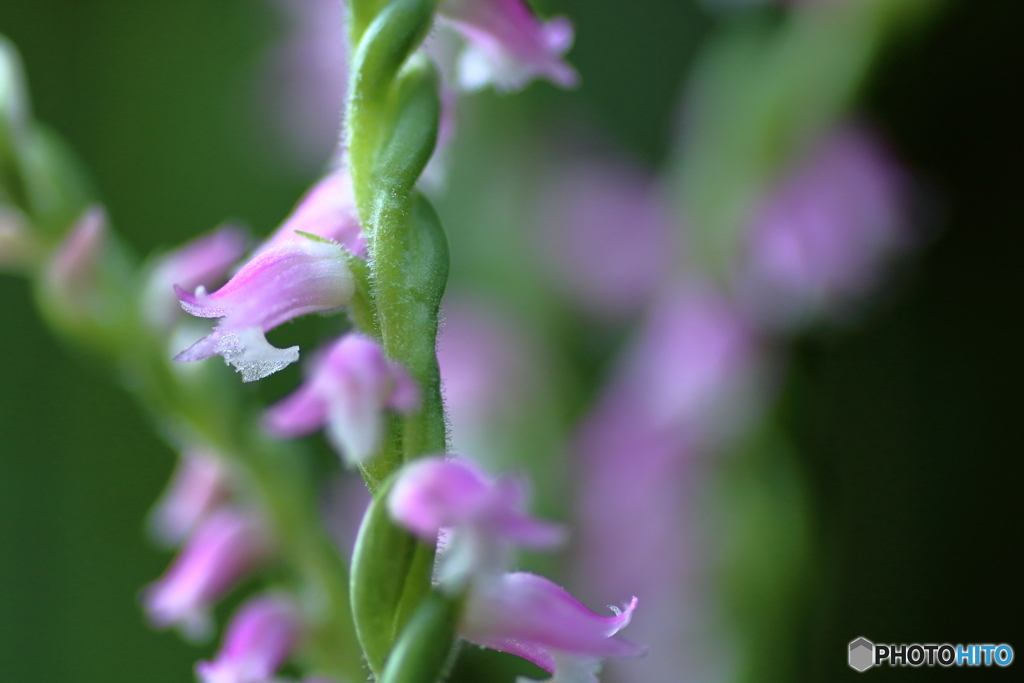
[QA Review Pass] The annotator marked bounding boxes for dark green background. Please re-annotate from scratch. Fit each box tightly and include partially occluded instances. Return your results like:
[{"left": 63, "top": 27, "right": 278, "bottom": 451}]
[{"left": 0, "top": 1, "right": 1020, "bottom": 681}]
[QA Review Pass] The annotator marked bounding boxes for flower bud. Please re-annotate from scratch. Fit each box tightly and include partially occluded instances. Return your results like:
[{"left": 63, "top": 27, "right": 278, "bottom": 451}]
[
  {"left": 195, "top": 593, "right": 302, "bottom": 683},
  {"left": 148, "top": 448, "right": 232, "bottom": 548},
  {"left": 43, "top": 205, "right": 109, "bottom": 316},
  {"left": 0, "top": 36, "right": 30, "bottom": 162}
]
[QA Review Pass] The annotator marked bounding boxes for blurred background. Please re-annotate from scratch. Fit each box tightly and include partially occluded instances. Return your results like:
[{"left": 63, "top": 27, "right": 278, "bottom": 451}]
[{"left": 0, "top": 1, "right": 1021, "bottom": 682}]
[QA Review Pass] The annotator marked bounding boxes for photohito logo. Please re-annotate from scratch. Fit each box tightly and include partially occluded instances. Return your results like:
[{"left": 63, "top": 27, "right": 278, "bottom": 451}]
[{"left": 848, "top": 637, "right": 1014, "bottom": 671}]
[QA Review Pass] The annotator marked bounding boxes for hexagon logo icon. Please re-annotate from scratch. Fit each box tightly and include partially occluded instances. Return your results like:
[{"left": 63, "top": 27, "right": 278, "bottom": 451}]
[{"left": 849, "top": 637, "right": 874, "bottom": 672}]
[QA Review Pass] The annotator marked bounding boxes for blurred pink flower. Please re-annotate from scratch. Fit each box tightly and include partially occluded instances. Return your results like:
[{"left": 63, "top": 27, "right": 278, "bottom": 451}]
[
  {"left": 462, "top": 572, "right": 644, "bottom": 683},
  {"left": 437, "top": 297, "right": 539, "bottom": 463},
  {"left": 737, "top": 122, "right": 910, "bottom": 329},
  {"left": 259, "top": 0, "right": 348, "bottom": 171},
  {"left": 195, "top": 593, "right": 302, "bottom": 683},
  {"left": 572, "top": 284, "right": 766, "bottom": 682},
  {"left": 438, "top": 0, "right": 578, "bottom": 92},
  {"left": 388, "top": 455, "right": 563, "bottom": 584},
  {"left": 534, "top": 152, "right": 675, "bottom": 321},
  {"left": 143, "top": 507, "right": 272, "bottom": 642},
  {"left": 621, "top": 285, "right": 763, "bottom": 443},
  {"left": 142, "top": 224, "right": 248, "bottom": 330},
  {"left": 148, "top": 448, "right": 232, "bottom": 548},
  {"left": 264, "top": 333, "right": 420, "bottom": 465}
]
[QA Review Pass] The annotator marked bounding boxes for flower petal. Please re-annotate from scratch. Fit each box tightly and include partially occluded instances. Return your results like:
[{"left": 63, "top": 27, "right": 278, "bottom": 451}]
[{"left": 462, "top": 572, "right": 644, "bottom": 660}]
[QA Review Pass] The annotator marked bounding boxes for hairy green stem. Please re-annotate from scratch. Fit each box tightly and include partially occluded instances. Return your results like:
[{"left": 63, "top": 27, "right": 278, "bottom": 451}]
[{"left": 345, "top": 1, "right": 456, "bottom": 680}]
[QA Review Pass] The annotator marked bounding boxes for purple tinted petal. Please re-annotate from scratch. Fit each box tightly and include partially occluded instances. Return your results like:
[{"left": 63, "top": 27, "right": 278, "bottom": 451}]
[
  {"left": 264, "top": 381, "right": 329, "bottom": 437},
  {"left": 262, "top": 333, "right": 419, "bottom": 462},
  {"left": 149, "top": 448, "right": 231, "bottom": 547},
  {"left": 388, "top": 456, "right": 492, "bottom": 541},
  {"left": 462, "top": 572, "right": 645, "bottom": 660},
  {"left": 533, "top": 151, "right": 674, "bottom": 320},
  {"left": 196, "top": 593, "right": 301, "bottom": 683},
  {"left": 142, "top": 507, "right": 271, "bottom": 642},
  {"left": 45, "top": 206, "right": 107, "bottom": 308},
  {"left": 175, "top": 284, "right": 226, "bottom": 318},
  {"left": 738, "top": 122, "right": 910, "bottom": 327}
]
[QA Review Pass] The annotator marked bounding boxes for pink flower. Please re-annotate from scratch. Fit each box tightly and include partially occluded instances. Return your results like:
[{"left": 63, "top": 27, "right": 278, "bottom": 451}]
[
  {"left": 438, "top": 0, "right": 578, "bottom": 92},
  {"left": 388, "top": 456, "right": 642, "bottom": 681},
  {"left": 142, "top": 507, "right": 272, "bottom": 642},
  {"left": 171, "top": 170, "right": 366, "bottom": 381},
  {"left": 173, "top": 236, "right": 354, "bottom": 382},
  {"left": 737, "top": 122, "right": 910, "bottom": 329},
  {"left": 195, "top": 593, "right": 302, "bottom": 683},
  {"left": 264, "top": 334, "right": 421, "bottom": 465},
  {"left": 142, "top": 224, "right": 248, "bottom": 330},
  {"left": 148, "top": 448, "right": 232, "bottom": 548},
  {"left": 570, "top": 284, "right": 767, "bottom": 681},
  {"left": 388, "top": 456, "right": 563, "bottom": 585},
  {"left": 462, "top": 572, "right": 644, "bottom": 683}
]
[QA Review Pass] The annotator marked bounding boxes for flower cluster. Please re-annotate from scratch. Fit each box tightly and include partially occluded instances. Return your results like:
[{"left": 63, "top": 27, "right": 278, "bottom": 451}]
[{"left": 388, "top": 456, "right": 644, "bottom": 682}]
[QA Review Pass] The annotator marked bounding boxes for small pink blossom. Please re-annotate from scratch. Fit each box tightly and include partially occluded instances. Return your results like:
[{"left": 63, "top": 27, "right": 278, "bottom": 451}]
[
  {"left": 438, "top": 0, "right": 578, "bottom": 92},
  {"left": 148, "top": 448, "right": 232, "bottom": 548},
  {"left": 142, "top": 224, "right": 248, "bottom": 330},
  {"left": 388, "top": 456, "right": 563, "bottom": 585},
  {"left": 142, "top": 507, "right": 272, "bottom": 642},
  {"left": 462, "top": 572, "right": 644, "bottom": 682},
  {"left": 264, "top": 334, "right": 420, "bottom": 465},
  {"left": 195, "top": 593, "right": 302, "bottom": 683},
  {"left": 173, "top": 237, "right": 354, "bottom": 382}
]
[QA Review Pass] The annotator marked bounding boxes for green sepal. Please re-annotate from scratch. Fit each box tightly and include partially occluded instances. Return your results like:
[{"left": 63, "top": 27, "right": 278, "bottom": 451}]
[
  {"left": 350, "top": 474, "right": 436, "bottom": 678},
  {"left": 379, "top": 591, "right": 462, "bottom": 683}
]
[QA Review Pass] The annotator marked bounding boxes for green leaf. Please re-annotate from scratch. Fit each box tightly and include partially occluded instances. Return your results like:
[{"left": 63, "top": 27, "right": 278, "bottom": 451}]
[
  {"left": 350, "top": 475, "right": 435, "bottom": 678},
  {"left": 379, "top": 592, "right": 462, "bottom": 683}
]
